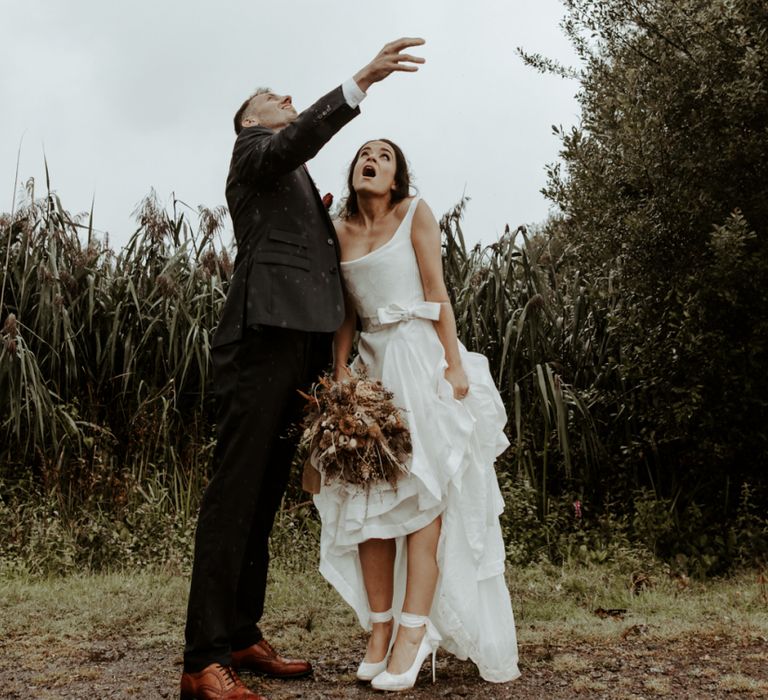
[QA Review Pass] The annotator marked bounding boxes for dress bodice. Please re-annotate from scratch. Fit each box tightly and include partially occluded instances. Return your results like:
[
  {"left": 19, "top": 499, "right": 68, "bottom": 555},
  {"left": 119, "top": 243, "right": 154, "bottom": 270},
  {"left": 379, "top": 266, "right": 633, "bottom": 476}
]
[{"left": 341, "top": 197, "right": 438, "bottom": 331}]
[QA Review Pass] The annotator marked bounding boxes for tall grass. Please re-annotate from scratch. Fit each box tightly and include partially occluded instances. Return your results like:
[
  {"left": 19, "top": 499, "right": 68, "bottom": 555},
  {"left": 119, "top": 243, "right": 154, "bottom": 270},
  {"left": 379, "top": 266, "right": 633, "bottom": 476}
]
[
  {"left": 4, "top": 178, "right": 762, "bottom": 575},
  {"left": 441, "top": 202, "right": 608, "bottom": 516},
  {"left": 1, "top": 179, "right": 229, "bottom": 525},
  {"left": 1, "top": 183, "right": 602, "bottom": 521}
]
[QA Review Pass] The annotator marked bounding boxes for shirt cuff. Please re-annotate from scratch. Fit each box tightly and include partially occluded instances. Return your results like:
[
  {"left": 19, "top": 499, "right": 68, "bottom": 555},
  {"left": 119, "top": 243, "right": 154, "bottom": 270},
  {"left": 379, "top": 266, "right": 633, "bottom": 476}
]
[{"left": 342, "top": 78, "right": 367, "bottom": 109}]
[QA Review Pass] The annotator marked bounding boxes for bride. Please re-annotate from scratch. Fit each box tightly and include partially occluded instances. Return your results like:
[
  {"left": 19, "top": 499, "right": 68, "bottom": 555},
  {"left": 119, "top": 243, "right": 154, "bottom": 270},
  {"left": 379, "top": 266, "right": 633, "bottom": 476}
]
[{"left": 313, "top": 138, "right": 520, "bottom": 691}]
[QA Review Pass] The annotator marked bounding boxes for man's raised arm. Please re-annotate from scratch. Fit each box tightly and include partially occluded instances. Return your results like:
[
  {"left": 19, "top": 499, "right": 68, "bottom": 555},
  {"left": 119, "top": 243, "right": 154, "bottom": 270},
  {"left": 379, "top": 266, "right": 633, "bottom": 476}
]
[{"left": 231, "top": 38, "right": 426, "bottom": 182}]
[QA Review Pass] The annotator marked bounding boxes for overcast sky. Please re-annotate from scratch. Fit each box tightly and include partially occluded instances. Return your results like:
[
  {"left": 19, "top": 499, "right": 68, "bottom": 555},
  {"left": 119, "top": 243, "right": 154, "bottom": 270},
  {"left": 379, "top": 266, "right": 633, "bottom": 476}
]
[{"left": 1, "top": 0, "right": 580, "bottom": 251}]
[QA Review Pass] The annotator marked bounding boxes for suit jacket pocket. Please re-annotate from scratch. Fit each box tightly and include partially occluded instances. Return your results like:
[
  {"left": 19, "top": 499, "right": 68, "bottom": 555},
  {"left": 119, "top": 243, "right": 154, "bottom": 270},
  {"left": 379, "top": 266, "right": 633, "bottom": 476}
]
[
  {"left": 269, "top": 228, "right": 308, "bottom": 246},
  {"left": 254, "top": 251, "right": 311, "bottom": 271}
]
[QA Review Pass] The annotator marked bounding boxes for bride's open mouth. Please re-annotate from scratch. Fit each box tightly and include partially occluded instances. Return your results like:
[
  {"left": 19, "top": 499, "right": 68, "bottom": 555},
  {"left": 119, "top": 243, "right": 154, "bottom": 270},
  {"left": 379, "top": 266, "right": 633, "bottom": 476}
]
[{"left": 362, "top": 164, "right": 376, "bottom": 178}]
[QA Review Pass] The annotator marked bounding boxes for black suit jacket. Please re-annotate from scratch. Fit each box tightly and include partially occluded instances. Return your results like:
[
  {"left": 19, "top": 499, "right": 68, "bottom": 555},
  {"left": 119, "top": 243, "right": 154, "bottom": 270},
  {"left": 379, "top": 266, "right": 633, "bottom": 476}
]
[{"left": 212, "top": 86, "right": 359, "bottom": 348}]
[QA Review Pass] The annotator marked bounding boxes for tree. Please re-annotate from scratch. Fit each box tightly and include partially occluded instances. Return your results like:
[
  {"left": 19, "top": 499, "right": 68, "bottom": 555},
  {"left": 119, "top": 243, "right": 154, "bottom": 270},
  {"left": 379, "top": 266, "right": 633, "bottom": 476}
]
[{"left": 522, "top": 0, "right": 768, "bottom": 518}]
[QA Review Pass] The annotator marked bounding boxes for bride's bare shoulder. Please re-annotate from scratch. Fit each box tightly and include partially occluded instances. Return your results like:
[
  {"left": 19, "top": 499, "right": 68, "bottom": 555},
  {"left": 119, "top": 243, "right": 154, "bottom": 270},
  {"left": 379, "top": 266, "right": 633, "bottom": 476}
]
[
  {"left": 333, "top": 217, "right": 349, "bottom": 236},
  {"left": 333, "top": 217, "right": 357, "bottom": 253},
  {"left": 396, "top": 196, "right": 417, "bottom": 216}
]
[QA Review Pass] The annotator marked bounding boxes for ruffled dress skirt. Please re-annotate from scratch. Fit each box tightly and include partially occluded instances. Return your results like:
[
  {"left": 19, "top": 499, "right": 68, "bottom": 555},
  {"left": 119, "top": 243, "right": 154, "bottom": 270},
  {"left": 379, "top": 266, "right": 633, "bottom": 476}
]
[{"left": 313, "top": 317, "right": 520, "bottom": 682}]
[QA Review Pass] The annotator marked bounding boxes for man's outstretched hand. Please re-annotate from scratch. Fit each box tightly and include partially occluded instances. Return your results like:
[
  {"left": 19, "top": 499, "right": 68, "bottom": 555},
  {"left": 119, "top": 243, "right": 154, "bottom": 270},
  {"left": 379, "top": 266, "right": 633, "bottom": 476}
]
[{"left": 354, "top": 38, "right": 426, "bottom": 93}]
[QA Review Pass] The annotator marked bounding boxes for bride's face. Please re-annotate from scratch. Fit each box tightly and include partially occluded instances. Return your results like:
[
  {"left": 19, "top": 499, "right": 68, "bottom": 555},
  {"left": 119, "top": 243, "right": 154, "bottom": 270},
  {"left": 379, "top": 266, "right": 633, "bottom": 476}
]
[{"left": 352, "top": 141, "right": 397, "bottom": 197}]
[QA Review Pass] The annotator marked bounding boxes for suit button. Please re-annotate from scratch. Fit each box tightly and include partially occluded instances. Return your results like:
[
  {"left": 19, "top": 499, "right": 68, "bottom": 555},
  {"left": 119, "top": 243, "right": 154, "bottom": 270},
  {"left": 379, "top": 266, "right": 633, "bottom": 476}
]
[
  {"left": 330, "top": 266, "right": 338, "bottom": 274},
  {"left": 327, "top": 238, "right": 334, "bottom": 245}
]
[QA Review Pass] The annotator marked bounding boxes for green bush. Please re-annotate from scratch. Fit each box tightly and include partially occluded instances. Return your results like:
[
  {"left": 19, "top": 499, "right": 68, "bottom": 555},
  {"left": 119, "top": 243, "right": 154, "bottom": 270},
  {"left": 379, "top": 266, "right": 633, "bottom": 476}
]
[
  {"left": 0, "top": 477, "right": 196, "bottom": 576},
  {"left": 520, "top": 0, "right": 768, "bottom": 530}
]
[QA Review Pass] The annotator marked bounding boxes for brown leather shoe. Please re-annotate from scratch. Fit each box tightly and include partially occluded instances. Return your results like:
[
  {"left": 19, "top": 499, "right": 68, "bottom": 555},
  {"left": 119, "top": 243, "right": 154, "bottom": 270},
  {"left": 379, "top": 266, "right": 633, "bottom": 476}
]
[
  {"left": 180, "top": 663, "right": 267, "bottom": 699},
  {"left": 231, "top": 639, "right": 312, "bottom": 678}
]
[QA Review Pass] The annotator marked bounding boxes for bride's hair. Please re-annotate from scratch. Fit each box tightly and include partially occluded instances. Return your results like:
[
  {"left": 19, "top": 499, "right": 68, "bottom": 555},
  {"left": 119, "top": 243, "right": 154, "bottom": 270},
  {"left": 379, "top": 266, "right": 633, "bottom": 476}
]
[{"left": 340, "top": 139, "right": 413, "bottom": 220}]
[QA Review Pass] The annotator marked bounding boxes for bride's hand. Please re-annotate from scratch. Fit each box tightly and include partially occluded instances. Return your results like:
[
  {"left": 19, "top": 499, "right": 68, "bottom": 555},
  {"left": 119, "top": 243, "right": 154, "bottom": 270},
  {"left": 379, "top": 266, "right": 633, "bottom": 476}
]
[
  {"left": 334, "top": 364, "right": 353, "bottom": 382},
  {"left": 445, "top": 364, "right": 469, "bottom": 400}
]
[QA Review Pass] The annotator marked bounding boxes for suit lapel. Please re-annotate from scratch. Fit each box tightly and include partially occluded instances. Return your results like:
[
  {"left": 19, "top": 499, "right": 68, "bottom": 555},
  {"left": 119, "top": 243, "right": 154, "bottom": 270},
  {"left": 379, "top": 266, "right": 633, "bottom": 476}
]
[{"left": 300, "top": 165, "right": 339, "bottom": 241}]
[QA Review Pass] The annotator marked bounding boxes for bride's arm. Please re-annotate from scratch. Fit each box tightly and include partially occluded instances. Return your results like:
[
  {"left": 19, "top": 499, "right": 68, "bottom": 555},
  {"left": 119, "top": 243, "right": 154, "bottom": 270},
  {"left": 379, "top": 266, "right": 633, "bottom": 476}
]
[
  {"left": 332, "top": 220, "right": 358, "bottom": 381},
  {"left": 333, "top": 288, "right": 357, "bottom": 380},
  {"left": 411, "top": 200, "right": 470, "bottom": 399}
]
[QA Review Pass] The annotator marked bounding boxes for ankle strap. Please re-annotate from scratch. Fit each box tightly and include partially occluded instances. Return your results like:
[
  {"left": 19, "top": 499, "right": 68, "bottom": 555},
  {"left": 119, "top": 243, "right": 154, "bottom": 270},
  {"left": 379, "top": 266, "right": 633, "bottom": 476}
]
[
  {"left": 399, "top": 612, "right": 428, "bottom": 628},
  {"left": 399, "top": 612, "right": 442, "bottom": 643},
  {"left": 369, "top": 609, "right": 393, "bottom": 623}
]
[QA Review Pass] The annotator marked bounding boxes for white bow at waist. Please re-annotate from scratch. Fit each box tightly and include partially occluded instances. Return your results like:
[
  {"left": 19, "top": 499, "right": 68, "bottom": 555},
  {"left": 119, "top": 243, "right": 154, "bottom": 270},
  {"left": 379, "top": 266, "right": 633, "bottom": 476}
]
[{"left": 361, "top": 301, "right": 442, "bottom": 332}]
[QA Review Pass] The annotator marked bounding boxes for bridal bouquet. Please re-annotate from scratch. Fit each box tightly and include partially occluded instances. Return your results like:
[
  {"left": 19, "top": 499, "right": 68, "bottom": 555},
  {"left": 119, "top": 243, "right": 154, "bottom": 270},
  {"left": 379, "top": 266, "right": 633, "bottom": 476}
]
[{"left": 299, "top": 371, "right": 412, "bottom": 493}]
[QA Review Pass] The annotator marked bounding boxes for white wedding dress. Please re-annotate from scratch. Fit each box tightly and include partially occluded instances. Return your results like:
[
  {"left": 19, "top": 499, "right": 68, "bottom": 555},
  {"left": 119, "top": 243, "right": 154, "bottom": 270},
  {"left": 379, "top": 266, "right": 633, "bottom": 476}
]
[{"left": 313, "top": 196, "right": 520, "bottom": 683}]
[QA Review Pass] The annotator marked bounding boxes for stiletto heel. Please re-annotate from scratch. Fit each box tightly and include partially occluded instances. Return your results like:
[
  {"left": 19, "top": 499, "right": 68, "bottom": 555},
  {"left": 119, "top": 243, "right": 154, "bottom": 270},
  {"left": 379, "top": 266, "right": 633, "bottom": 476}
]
[
  {"left": 370, "top": 612, "right": 441, "bottom": 692},
  {"left": 356, "top": 609, "right": 394, "bottom": 681}
]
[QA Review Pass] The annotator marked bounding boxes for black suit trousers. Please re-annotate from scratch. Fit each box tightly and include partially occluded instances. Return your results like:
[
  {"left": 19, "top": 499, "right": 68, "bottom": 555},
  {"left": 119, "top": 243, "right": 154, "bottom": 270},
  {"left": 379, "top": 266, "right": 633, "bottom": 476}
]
[{"left": 183, "top": 325, "right": 332, "bottom": 672}]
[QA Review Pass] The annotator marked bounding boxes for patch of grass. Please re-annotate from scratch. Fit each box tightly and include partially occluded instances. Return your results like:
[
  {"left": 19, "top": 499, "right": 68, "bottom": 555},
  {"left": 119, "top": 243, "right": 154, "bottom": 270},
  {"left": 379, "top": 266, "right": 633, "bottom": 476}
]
[
  {"left": 642, "top": 677, "right": 671, "bottom": 694},
  {"left": 3, "top": 561, "right": 766, "bottom": 662},
  {"left": 571, "top": 677, "right": 608, "bottom": 692},
  {"left": 0, "top": 571, "right": 188, "bottom": 645},
  {"left": 508, "top": 561, "right": 768, "bottom": 645},
  {"left": 261, "top": 567, "right": 363, "bottom": 657},
  {"left": 718, "top": 673, "right": 768, "bottom": 694},
  {"left": 551, "top": 653, "right": 589, "bottom": 673}
]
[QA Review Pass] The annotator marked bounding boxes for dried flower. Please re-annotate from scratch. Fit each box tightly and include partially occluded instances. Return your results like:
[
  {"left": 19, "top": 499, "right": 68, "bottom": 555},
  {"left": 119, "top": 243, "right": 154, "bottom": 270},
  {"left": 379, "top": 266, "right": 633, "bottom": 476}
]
[
  {"left": 3, "top": 313, "right": 18, "bottom": 338},
  {"left": 155, "top": 274, "right": 179, "bottom": 298},
  {"left": 2, "top": 313, "right": 19, "bottom": 356},
  {"left": 38, "top": 267, "right": 54, "bottom": 284},
  {"left": 59, "top": 270, "right": 78, "bottom": 294},
  {"left": 200, "top": 248, "right": 218, "bottom": 278},
  {"left": 220, "top": 249, "right": 234, "bottom": 278},
  {"left": 299, "top": 370, "right": 412, "bottom": 491}
]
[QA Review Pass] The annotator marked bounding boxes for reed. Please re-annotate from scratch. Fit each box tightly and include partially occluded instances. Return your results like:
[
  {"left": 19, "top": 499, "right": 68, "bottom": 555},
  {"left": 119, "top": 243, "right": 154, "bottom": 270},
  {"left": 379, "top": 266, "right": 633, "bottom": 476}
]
[
  {"left": 2, "top": 182, "right": 598, "bottom": 524},
  {"left": 0, "top": 176, "right": 697, "bottom": 542},
  {"left": 1, "top": 181, "right": 229, "bottom": 524},
  {"left": 2, "top": 179, "right": 765, "bottom": 575}
]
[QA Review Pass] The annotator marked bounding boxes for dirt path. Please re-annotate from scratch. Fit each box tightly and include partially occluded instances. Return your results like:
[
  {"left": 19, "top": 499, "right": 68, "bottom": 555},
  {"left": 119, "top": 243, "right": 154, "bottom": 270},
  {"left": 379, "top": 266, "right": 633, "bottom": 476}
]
[{"left": 3, "top": 630, "right": 767, "bottom": 698}]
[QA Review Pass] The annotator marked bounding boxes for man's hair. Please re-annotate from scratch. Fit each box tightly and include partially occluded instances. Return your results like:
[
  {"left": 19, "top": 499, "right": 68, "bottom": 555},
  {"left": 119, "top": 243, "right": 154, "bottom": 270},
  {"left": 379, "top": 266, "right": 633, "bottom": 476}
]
[{"left": 233, "top": 87, "right": 272, "bottom": 135}]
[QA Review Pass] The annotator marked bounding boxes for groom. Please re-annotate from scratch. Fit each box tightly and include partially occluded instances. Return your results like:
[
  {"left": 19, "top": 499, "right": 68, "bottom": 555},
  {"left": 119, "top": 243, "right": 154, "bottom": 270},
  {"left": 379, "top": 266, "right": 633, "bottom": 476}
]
[{"left": 181, "top": 38, "right": 426, "bottom": 700}]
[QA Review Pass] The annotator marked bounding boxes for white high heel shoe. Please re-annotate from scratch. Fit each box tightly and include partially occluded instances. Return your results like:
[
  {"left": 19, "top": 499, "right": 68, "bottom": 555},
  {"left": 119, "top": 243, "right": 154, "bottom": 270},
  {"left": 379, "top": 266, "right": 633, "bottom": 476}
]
[
  {"left": 356, "top": 609, "right": 394, "bottom": 681},
  {"left": 370, "top": 612, "right": 441, "bottom": 691}
]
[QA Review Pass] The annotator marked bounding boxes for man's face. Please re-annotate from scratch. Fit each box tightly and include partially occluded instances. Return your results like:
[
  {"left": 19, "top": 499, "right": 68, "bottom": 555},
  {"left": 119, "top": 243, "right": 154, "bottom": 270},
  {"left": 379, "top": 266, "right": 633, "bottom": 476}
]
[{"left": 243, "top": 91, "right": 298, "bottom": 130}]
